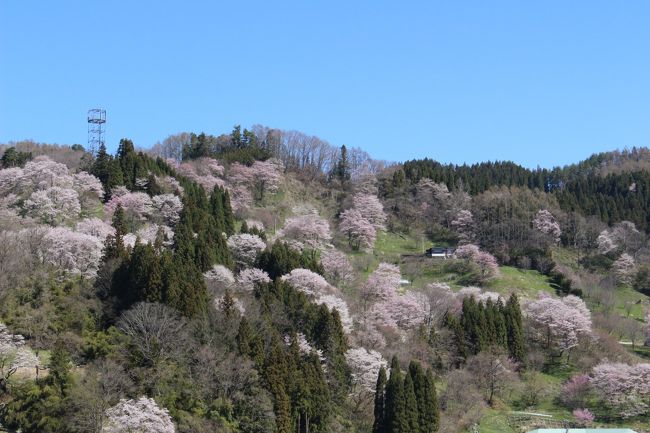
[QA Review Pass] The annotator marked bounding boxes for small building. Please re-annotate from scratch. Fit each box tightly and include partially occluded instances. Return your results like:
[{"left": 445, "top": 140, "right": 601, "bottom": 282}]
[{"left": 425, "top": 246, "right": 455, "bottom": 259}]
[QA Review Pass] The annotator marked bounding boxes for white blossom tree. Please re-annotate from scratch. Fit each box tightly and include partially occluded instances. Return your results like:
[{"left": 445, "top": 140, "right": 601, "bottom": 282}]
[
  {"left": 76, "top": 217, "right": 116, "bottom": 241},
  {"left": 281, "top": 268, "right": 333, "bottom": 297},
  {"left": 24, "top": 187, "right": 81, "bottom": 225},
  {"left": 321, "top": 249, "right": 354, "bottom": 287},
  {"left": 613, "top": 253, "right": 636, "bottom": 285},
  {"left": 152, "top": 194, "right": 183, "bottom": 225},
  {"left": 590, "top": 362, "right": 650, "bottom": 418},
  {"left": 103, "top": 396, "right": 175, "bottom": 433},
  {"left": 277, "top": 213, "right": 332, "bottom": 250},
  {"left": 526, "top": 294, "right": 592, "bottom": 358},
  {"left": 451, "top": 209, "right": 475, "bottom": 244},
  {"left": 227, "top": 233, "right": 266, "bottom": 267},
  {"left": 339, "top": 208, "right": 376, "bottom": 250},
  {"left": 236, "top": 268, "right": 271, "bottom": 292},
  {"left": 352, "top": 193, "right": 387, "bottom": 230},
  {"left": 41, "top": 227, "right": 104, "bottom": 278},
  {"left": 0, "top": 322, "right": 39, "bottom": 392},
  {"left": 533, "top": 209, "right": 561, "bottom": 245},
  {"left": 345, "top": 347, "right": 388, "bottom": 393}
]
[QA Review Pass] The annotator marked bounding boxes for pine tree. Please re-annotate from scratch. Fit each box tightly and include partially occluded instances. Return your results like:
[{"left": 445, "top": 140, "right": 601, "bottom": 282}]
[
  {"left": 403, "top": 372, "right": 420, "bottom": 433},
  {"left": 384, "top": 356, "right": 407, "bottom": 433},
  {"left": 373, "top": 366, "right": 387, "bottom": 433},
  {"left": 505, "top": 294, "right": 527, "bottom": 365},
  {"left": 409, "top": 362, "right": 427, "bottom": 433},
  {"left": 236, "top": 317, "right": 253, "bottom": 356},
  {"left": 422, "top": 369, "right": 440, "bottom": 433}
]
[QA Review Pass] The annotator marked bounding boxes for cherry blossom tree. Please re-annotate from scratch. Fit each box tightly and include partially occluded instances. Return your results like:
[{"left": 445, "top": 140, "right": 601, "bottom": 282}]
[
  {"left": 152, "top": 194, "right": 183, "bottom": 225},
  {"left": 277, "top": 212, "right": 332, "bottom": 250},
  {"left": 533, "top": 209, "right": 561, "bottom": 245},
  {"left": 321, "top": 249, "right": 354, "bottom": 287},
  {"left": 613, "top": 253, "right": 636, "bottom": 285},
  {"left": 573, "top": 408, "right": 594, "bottom": 425},
  {"left": 135, "top": 224, "right": 174, "bottom": 247},
  {"left": 597, "top": 230, "right": 617, "bottom": 255},
  {"left": 0, "top": 322, "right": 39, "bottom": 392},
  {"left": 598, "top": 221, "right": 644, "bottom": 255},
  {"left": 226, "top": 233, "right": 266, "bottom": 267},
  {"left": 560, "top": 374, "right": 590, "bottom": 409},
  {"left": 361, "top": 263, "right": 401, "bottom": 303},
  {"left": 378, "top": 291, "right": 429, "bottom": 329},
  {"left": 455, "top": 244, "right": 499, "bottom": 281},
  {"left": 204, "top": 264, "right": 235, "bottom": 293},
  {"left": 589, "top": 361, "right": 650, "bottom": 418},
  {"left": 526, "top": 294, "right": 592, "bottom": 358},
  {"left": 229, "top": 185, "right": 253, "bottom": 214},
  {"left": 105, "top": 192, "right": 154, "bottom": 228},
  {"left": 352, "top": 193, "right": 386, "bottom": 230},
  {"left": 281, "top": 268, "right": 333, "bottom": 297},
  {"left": 236, "top": 268, "right": 271, "bottom": 292},
  {"left": 177, "top": 157, "right": 225, "bottom": 191},
  {"left": 73, "top": 171, "right": 104, "bottom": 204},
  {"left": 76, "top": 217, "right": 116, "bottom": 241},
  {"left": 451, "top": 209, "right": 475, "bottom": 244},
  {"left": 41, "top": 227, "right": 104, "bottom": 278},
  {"left": 339, "top": 208, "right": 376, "bottom": 250},
  {"left": 103, "top": 396, "right": 175, "bottom": 433},
  {"left": 24, "top": 187, "right": 81, "bottom": 225},
  {"left": 0, "top": 167, "right": 24, "bottom": 196},
  {"left": 251, "top": 159, "right": 283, "bottom": 201},
  {"left": 345, "top": 347, "right": 388, "bottom": 393},
  {"left": 20, "top": 156, "right": 74, "bottom": 191},
  {"left": 424, "top": 282, "right": 458, "bottom": 324}
]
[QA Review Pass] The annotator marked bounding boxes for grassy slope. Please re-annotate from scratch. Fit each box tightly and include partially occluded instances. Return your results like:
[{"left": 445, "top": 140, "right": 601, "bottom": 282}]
[{"left": 368, "top": 230, "right": 650, "bottom": 433}]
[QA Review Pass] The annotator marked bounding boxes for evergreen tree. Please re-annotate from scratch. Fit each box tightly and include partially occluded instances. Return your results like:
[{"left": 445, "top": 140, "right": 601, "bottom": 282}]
[
  {"left": 403, "top": 372, "right": 420, "bottom": 433},
  {"left": 48, "top": 340, "right": 72, "bottom": 395},
  {"left": 384, "top": 356, "right": 407, "bottom": 433},
  {"left": 373, "top": 366, "right": 387, "bottom": 433},
  {"left": 422, "top": 369, "right": 440, "bottom": 433},
  {"left": 505, "top": 294, "right": 527, "bottom": 364}
]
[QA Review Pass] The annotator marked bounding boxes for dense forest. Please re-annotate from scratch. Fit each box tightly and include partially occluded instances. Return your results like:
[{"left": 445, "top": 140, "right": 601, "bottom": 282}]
[{"left": 0, "top": 128, "right": 649, "bottom": 433}]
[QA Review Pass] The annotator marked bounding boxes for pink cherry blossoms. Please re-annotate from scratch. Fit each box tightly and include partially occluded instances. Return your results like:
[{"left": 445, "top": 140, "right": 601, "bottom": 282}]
[
  {"left": 236, "top": 268, "right": 271, "bottom": 292},
  {"left": 338, "top": 208, "right": 376, "bottom": 250},
  {"left": 227, "top": 233, "right": 266, "bottom": 267},
  {"left": 451, "top": 209, "right": 475, "bottom": 244},
  {"left": 277, "top": 212, "right": 332, "bottom": 250},
  {"left": 455, "top": 243, "right": 499, "bottom": 281},
  {"left": 590, "top": 361, "right": 650, "bottom": 418},
  {"left": 321, "top": 249, "right": 354, "bottom": 287},
  {"left": 103, "top": 396, "right": 175, "bottom": 433},
  {"left": 526, "top": 294, "right": 592, "bottom": 355},
  {"left": 24, "top": 187, "right": 81, "bottom": 225},
  {"left": 0, "top": 322, "right": 39, "bottom": 389},
  {"left": 345, "top": 347, "right": 388, "bottom": 393},
  {"left": 41, "top": 227, "right": 104, "bottom": 278},
  {"left": 532, "top": 209, "right": 562, "bottom": 244}
]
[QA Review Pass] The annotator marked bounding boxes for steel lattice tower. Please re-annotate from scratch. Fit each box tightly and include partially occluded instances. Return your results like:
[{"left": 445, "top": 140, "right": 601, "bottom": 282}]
[{"left": 87, "top": 108, "right": 106, "bottom": 155}]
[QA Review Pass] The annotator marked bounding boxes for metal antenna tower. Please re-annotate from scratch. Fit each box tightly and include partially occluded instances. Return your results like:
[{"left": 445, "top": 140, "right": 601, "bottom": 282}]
[{"left": 87, "top": 108, "right": 106, "bottom": 155}]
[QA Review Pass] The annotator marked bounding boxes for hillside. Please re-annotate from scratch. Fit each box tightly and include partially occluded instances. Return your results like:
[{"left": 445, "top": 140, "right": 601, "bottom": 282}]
[{"left": 0, "top": 129, "right": 649, "bottom": 433}]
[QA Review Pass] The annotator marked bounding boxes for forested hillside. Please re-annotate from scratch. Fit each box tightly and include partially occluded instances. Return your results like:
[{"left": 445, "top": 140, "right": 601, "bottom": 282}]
[{"left": 0, "top": 129, "right": 649, "bottom": 433}]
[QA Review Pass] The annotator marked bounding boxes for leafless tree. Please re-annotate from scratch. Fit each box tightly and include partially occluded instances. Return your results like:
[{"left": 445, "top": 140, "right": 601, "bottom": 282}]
[{"left": 118, "top": 302, "right": 190, "bottom": 366}]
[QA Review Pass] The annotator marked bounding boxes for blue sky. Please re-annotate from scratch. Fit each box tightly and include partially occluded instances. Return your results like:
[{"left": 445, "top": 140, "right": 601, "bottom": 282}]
[{"left": 2, "top": 1, "right": 650, "bottom": 168}]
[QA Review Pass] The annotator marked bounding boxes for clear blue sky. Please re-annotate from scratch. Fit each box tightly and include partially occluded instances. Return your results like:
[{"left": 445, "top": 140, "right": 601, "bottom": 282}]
[{"left": 2, "top": 1, "right": 650, "bottom": 168}]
